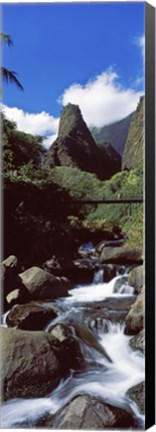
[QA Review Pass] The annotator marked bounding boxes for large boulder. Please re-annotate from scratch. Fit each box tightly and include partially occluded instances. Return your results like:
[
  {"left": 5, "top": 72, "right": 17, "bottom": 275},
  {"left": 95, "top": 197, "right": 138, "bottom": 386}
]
[
  {"left": 45, "top": 396, "right": 135, "bottom": 429},
  {"left": 129, "top": 330, "right": 145, "bottom": 353},
  {"left": 96, "top": 238, "right": 125, "bottom": 254},
  {"left": 127, "top": 382, "right": 145, "bottom": 414},
  {"left": 125, "top": 287, "right": 144, "bottom": 335},
  {"left": 128, "top": 265, "right": 144, "bottom": 294},
  {"left": 6, "top": 302, "right": 57, "bottom": 331},
  {"left": 19, "top": 266, "right": 68, "bottom": 300},
  {"left": 1, "top": 327, "right": 66, "bottom": 400},
  {"left": 100, "top": 246, "right": 143, "bottom": 265},
  {"left": 1, "top": 264, "right": 31, "bottom": 312}
]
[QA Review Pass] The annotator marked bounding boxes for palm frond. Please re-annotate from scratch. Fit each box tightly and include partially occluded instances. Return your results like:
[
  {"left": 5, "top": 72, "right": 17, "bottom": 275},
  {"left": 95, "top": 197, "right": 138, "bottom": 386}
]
[
  {"left": 0, "top": 67, "right": 24, "bottom": 90},
  {"left": 0, "top": 32, "right": 13, "bottom": 46}
]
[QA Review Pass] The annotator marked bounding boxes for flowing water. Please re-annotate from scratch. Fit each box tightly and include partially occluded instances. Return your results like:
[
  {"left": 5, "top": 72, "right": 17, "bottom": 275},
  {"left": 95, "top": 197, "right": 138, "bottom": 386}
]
[{"left": 1, "top": 267, "right": 145, "bottom": 429}]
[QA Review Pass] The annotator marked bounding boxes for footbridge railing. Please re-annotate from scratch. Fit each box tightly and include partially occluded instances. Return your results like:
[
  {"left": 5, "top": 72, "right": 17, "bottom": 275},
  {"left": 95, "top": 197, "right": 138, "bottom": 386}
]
[{"left": 72, "top": 197, "right": 143, "bottom": 217}]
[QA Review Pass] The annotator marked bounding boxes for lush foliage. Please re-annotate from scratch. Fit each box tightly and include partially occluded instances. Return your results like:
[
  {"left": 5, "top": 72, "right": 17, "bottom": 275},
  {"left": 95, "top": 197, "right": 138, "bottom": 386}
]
[
  {"left": 46, "top": 165, "right": 143, "bottom": 248},
  {"left": 86, "top": 167, "right": 143, "bottom": 248},
  {"left": 91, "top": 112, "right": 133, "bottom": 156},
  {"left": 122, "top": 96, "right": 144, "bottom": 170},
  {"left": 2, "top": 109, "right": 143, "bottom": 264},
  {"left": 47, "top": 166, "right": 102, "bottom": 198},
  {"left": 2, "top": 113, "right": 46, "bottom": 171}
]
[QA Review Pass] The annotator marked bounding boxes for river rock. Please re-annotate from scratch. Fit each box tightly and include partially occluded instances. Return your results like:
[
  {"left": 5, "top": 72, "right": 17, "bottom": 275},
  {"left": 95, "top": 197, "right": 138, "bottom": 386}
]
[
  {"left": 48, "top": 323, "right": 74, "bottom": 342},
  {"left": 43, "top": 256, "right": 100, "bottom": 285},
  {"left": 0, "top": 327, "right": 67, "bottom": 400},
  {"left": 6, "top": 302, "right": 57, "bottom": 330},
  {"left": 72, "top": 258, "right": 99, "bottom": 284},
  {"left": 73, "top": 258, "right": 99, "bottom": 271},
  {"left": 2, "top": 264, "right": 32, "bottom": 312},
  {"left": 129, "top": 330, "right": 145, "bottom": 353},
  {"left": 73, "top": 322, "right": 112, "bottom": 362},
  {"left": 2, "top": 255, "right": 18, "bottom": 269},
  {"left": 6, "top": 286, "right": 32, "bottom": 307},
  {"left": 125, "top": 287, "right": 144, "bottom": 335},
  {"left": 103, "top": 264, "right": 116, "bottom": 282},
  {"left": 42, "top": 255, "right": 73, "bottom": 276},
  {"left": 80, "top": 296, "right": 136, "bottom": 325},
  {"left": 96, "top": 239, "right": 125, "bottom": 254},
  {"left": 100, "top": 246, "right": 143, "bottom": 265},
  {"left": 46, "top": 396, "right": 136, "bottom": 429},
  {"left": 127, "top": 382, "right": 145, "bottom": 414},
  {"left": 48, "top": 323, "right": 84, "bottom": 369},
  {"left": 128, "top": 265, "right": 143, "bottom": 294},
  {"left": 19, "top": 266, "right": 68, "bottom": 300},
  {"left": 1, "top": 264, "right": 21, "bottom": 296}
]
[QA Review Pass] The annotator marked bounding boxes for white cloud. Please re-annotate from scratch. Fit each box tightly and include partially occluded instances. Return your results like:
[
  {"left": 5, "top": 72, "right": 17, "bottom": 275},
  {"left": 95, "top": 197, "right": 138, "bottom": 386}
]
[
  {"left": 43, "top": 134, "right": 58, "bottom": 149},
  {"left": 3, "top": 53, "right": 144, "bottom": 147},
  {"left": 135, "top": 35, "right": 145, "bottom": 61},
  {"left": 59, "top": 69, "right": 142, "bottom": 128},
  {"left": 132, "top": 35, "right": 145, "bottom": 90},
  {"left": 2, "top": 105, "right": 59, "bottom": 147}
]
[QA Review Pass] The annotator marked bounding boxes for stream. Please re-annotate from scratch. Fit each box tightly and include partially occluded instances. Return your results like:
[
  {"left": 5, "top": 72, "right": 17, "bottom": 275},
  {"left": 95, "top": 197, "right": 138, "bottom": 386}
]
[{"left": 1, "top": 261, "right": 145, "bottom": 429}]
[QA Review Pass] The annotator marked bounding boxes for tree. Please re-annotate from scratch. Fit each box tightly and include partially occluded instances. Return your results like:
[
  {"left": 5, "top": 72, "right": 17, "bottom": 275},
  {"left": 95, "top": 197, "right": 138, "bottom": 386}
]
[
  {"left": 0, "top": 32, "right": 23, "bottom": 90},
  {"left": 2, "top": 112, "right": 46, "bottom": 172}
]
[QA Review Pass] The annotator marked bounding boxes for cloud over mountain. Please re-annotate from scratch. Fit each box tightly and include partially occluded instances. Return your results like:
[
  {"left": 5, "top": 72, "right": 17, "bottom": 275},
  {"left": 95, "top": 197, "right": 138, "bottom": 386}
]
[
  {"left": 3, "top": 61, "right": 144, "bottom": 148},
  {"left": 59, "top": 69, "right": 143, "bottom": 128}
]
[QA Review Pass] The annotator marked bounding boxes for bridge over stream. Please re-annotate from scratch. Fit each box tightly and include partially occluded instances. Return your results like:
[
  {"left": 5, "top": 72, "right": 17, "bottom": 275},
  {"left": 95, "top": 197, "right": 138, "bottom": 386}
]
[{"left": 72, "top": 197, "right": 143, "bottom": 217}]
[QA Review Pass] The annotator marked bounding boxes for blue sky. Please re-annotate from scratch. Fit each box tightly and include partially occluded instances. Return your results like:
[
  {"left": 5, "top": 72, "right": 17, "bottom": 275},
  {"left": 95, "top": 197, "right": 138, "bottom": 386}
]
[{"left": 2, "top": 2, "right": 145, "bottom": 147}]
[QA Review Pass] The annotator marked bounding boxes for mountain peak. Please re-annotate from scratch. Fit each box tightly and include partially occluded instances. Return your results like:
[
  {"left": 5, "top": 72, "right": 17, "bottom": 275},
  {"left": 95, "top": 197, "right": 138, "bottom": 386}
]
[
  {"left": 45, "top": 104, "right": 121, "bottom": 180},
  {"left": 59, "top": 104, "right": 85, "bottom": 138}
]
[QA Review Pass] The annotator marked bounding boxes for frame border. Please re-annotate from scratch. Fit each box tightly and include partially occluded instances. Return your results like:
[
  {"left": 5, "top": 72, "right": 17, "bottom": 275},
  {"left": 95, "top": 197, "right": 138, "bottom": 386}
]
[{"left": 145, "top": 2, "right": 155, "bottom": 430}]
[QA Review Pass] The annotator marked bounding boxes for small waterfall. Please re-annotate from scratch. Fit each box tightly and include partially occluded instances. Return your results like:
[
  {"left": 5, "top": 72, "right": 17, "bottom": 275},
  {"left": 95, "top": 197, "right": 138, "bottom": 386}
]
[
  {"left": 93, "top": 268, "right": 104, "bottom": 284},
  {"left": 64, "top": 274, "right": 134, "bottom": 304},
  {"left": 118, "top": 284, "right": 134, "bottom": 294},
  {"left": 1, "top": 255, "right": 144, "bottom": 429},
  {"left": 1, "top": 320, "right": 144, "bottom": 429}
]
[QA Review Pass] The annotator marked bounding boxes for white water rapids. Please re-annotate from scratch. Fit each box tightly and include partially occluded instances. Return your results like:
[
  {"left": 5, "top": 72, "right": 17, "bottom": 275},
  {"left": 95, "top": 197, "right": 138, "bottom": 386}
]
[
  {"left": 1, "top": 270, "right": 145, "bottom": 429},
  {"left": 63, "top": 274, "right": 135, "bottom": 304}
]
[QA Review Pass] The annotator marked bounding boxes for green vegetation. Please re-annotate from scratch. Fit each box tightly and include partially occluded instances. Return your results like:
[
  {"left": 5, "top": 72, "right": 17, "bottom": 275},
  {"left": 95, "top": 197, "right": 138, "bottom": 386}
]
[
  {"left": 47, "top": 166, "right": 102, "bottom": 198},
  {"left": 3, "top": 112, "right": 46, "bottom": 171},
  {"left": 80, "top": 166, "right": 143, "bottom": 248},
  {"left": 2, "top": 109, "right": 143, "bottom": 265},
  {"left": 50, "top": 164, "right": 143, "bottom": 248},
  {"left": 122, "top": 96, "right": 144, "bottom": 170},
  {"left": 91, "top": 112, "right": 134, "bottom": 156}
]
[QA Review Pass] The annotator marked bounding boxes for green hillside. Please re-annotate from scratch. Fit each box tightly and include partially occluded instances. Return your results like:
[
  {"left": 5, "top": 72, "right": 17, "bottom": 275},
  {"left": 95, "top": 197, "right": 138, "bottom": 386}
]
[
  {"left": 122, "top": 96, "right": 144, "bottom": 170},
  {"left": 91, "top": 112, "right": 134, "bottom": 156}
]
